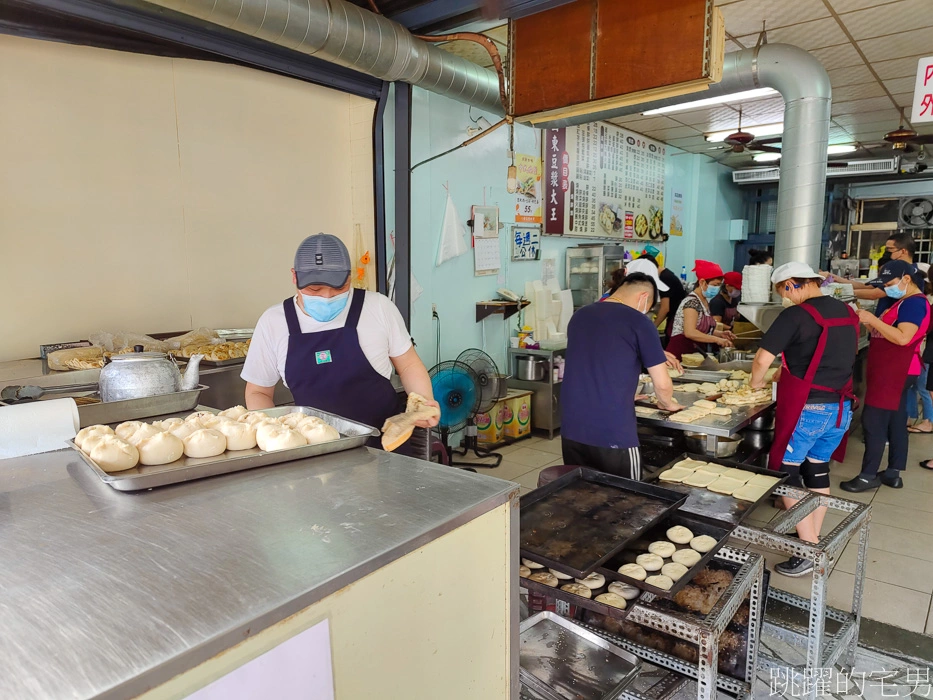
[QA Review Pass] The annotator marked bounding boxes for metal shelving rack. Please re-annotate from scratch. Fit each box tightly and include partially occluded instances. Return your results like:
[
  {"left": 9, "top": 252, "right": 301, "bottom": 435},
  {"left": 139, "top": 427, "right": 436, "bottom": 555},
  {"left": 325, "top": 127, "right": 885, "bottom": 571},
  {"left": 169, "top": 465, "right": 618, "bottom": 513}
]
[
  {"left": 730, "top": 485, "right": 871, "bottom": 700},
  {"left": 583, "top": 547, "right": 765, "bottom": 700}
]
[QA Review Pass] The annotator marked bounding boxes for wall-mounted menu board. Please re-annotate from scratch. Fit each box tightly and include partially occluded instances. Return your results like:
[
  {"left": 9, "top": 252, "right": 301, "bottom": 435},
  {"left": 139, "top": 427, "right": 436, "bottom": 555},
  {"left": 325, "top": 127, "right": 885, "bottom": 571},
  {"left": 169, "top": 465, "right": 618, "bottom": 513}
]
[{"left": 543, "top": 122, "right": 666, "bottom": 240}]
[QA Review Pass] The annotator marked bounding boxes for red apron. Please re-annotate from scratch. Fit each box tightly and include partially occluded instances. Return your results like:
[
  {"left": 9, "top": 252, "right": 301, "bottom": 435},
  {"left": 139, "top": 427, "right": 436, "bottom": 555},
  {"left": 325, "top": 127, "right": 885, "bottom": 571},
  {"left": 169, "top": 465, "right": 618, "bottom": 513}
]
[
  {"left": 768, "top": 302, "right": 860, "bottom": 470},
  {"left": 864, "top": 296, "right": 930, "bottom": 410},
  {"left": 666, "top": 293, "right": 717, "bottom": 359}
]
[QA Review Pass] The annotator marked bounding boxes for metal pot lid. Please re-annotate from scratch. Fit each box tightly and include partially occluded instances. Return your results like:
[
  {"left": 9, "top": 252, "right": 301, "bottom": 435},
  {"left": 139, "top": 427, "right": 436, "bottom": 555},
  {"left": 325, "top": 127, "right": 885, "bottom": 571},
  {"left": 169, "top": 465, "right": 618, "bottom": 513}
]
[{"left": 109, "top": 352, "right": 168, "bottom": 361}]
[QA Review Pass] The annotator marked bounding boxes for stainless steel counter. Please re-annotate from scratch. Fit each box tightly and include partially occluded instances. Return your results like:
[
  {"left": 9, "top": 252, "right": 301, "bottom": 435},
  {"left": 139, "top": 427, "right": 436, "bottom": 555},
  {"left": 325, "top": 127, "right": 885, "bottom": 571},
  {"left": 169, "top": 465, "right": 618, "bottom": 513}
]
[
  {"left": 637, "top": 398, "right": 774, "bottom": 438},
  {"left": 0, "top": 447, "right": 515, "bottom": 699}
]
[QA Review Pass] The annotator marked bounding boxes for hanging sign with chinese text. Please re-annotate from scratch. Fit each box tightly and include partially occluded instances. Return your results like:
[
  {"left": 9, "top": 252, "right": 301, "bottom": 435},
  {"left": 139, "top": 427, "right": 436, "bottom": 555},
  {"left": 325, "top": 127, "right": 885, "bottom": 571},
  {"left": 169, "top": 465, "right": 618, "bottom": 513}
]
[
  {"left": 911, "top": 56, "right": 933, "bottom": 124},
  {"left": 514, "top": 153, "right": 543, "bottom": 223},
  {"left": 543, "top": 122, "right": 665, "bottom": 240}
]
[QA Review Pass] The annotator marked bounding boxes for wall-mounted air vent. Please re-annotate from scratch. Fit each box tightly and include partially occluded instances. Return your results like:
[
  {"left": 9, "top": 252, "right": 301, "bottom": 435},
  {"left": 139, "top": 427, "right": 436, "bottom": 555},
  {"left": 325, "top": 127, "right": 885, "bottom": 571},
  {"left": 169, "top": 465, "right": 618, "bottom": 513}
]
[{"left": 732, "top": 158, "right": 900, "bottom": 184}]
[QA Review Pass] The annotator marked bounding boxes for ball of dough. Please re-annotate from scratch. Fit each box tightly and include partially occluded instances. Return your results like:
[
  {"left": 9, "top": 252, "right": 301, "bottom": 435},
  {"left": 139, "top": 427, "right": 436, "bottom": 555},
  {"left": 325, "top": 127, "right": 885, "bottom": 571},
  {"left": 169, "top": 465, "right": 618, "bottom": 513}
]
[
  {"left": 137, "top": 431, "right": 185, "bottom": 466},
  {"left": 667, "top": 525, "right": 695, "bottom": 544},
  {"left": 661, "top": 562, "right": 689, "bottom": 582},
  {"left": 279, "top": 413, "right": 312, "bottom": 429},
  {"left": 528, "top": 571, "right": 558, "bottom": 587},
  {"left": 198, "top": 414, "right": 232, "bottom": 430},
  {"left": 215, "top": 420, "right": 258, "bottom": 451},
  {"left": 75, "top": 425, "right": 113, "bottom": 449},
  {"left": 89, "top": 436, "right": 139, "bottom": 472},
  {"left": 298, "top": 421, "right": 341, "bottom": 445},
  {"left": 636, "top": 553, "right": 665, "bottom": 572},
  {"left": 648, "top": 541, "right": 677, "bottom": 558},
  {"left": 690, "top": 535, "right": 718, "bottom": 553},
  {"left": 519, "top": 565, "right": 531, "bottom": 578},
  {"left": 125, "top": 423, "right": 164, "bottom": 447},
  {"left": 645, "top": 574, "right": 674, "bottom": 591},
  {"left": 169, "top": 421, "right": 202, "bottom": 441},
  {"left": 81, "top": 432, "right": 112, "bottom": 455},
  {"left": 259, "top": 425, "right": 307, "bottom": 452},
  {"left": 185, "top": 411, "right": 217, "bottom": 425},
  {"left": 183, "top": 428, "right": 227, "bottom": 458},
  {"left": 575, "top": 572, "right": 606, "bottom": 590},
  {"left": 672, "top": 549, "right": 703, "bottom": 567},
  {"left": 219, "top": 405, "right": 248, "bottom": 420},
  {"left": 560, "top": 582, "right": 592, "bottom": 598},
  {"left": 618, "top": 563, "right": 647, "bottom": 581},
  {"left": 115, "top": 421, "right": 145, "bottom": 441},
  {"left": 594, "top": 592, "right": 627, "bottom": 609},
  {"left": 608, "top": 581, "right": 641, "bottom": 600},
  {"left": 153, "top": 417, "right": 185, "bottom": 432},
  {"left": 522, "top": 558, "right": 545, "bottom": 569},
  {"left": 549, "top": 568, "right": 573, "bottom": 580},
  {"left": 238, "top": 411, "right": 271, "bottom": 425}
]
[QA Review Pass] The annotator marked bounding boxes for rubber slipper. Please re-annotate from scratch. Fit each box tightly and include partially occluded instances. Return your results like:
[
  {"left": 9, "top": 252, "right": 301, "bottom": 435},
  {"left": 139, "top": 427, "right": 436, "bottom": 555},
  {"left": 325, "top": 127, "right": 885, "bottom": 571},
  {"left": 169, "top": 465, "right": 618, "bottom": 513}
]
[
  {"left": 919, "top": 460, "right": 933, "bottom": 470},
  {"left": 908, "top": 426, "right": 933, "bottom": 433}
]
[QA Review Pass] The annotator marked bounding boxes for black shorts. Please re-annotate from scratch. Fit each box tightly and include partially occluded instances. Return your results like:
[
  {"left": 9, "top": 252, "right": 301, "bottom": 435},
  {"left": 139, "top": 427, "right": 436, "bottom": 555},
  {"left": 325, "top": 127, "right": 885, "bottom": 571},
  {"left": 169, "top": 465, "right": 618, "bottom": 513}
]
[{"left": 562, "top": 437, "right": 642, "bottom": 480}]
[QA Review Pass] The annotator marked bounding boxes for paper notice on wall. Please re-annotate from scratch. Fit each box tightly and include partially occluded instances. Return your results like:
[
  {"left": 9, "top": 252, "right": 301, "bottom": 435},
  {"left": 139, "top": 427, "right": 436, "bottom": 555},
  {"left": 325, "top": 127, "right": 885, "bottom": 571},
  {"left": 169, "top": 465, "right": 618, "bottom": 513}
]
[
  {"left": 474, "top": 237, "right": 500, "bottom": 276},
  {"left": 515, "top": 153, "right": 542, "bottom": 223},
  {"left": 541, "top": 257, "right": 557, "bottom": 287}
]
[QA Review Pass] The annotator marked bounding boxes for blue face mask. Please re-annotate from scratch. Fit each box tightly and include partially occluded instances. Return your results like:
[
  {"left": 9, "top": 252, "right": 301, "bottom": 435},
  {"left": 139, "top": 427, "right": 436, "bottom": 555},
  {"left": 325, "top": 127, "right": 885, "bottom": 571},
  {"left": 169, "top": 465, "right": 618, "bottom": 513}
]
[
  {"left": 703, "top": 285, "right": 721, "bottom": 300},
  {"left": 885, "top": 281, "right": 907, "bottom": 299},
  {"left": 301, "top": 290, "right": 350, "bottom": 322}
]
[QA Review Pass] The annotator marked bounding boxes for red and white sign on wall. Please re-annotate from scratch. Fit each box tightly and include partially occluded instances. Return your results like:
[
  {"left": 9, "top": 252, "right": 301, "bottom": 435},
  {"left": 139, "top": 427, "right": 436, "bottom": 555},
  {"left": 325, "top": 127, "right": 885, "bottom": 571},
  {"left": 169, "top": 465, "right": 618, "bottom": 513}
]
[{"left": 911, "top": 55, "right": 933, "bottom": 124}]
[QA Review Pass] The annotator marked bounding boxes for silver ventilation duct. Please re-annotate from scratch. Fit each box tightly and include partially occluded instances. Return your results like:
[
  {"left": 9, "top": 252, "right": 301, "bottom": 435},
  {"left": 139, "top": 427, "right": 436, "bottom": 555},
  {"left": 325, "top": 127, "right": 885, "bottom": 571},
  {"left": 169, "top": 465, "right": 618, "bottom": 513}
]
[
  {"left": 539, "top": 44, "right": 831, "bottom": 270},
  {"left": 141, "top": 0, "right": 505, "bottom": 115}
]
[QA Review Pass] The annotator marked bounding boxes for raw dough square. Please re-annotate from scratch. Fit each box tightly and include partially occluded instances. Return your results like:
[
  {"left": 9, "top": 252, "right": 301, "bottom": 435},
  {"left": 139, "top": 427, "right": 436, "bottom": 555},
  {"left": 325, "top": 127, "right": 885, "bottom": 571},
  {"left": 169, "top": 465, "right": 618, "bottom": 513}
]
[
  {"left": 673, "top": 458, "right": 707, "bottom": 471},
  {"left": 706, "top": 476, "right": 745, "bottom": 495},
  {"left": 733, "top": 483, "right": 771, "bottom": 502},
  {"left": 748, "top": 474, "right": 780, "bottom": 487},
  {"left": 720, "top": 468, "right": 754, "bottom": 483},
  {"left": 669, "top": 413, "right": 699, "bottom": 424},
  {"left": 659, "top": 466, "right": 694, "bottom": 483},
  {"left": 710, "top": 407, "right": 733, "bottom": 416},
  {"left": 693, "top": 399, "right": 717, "bottom": 409},
  {"left": 683, "top": 471, "right": 719, "bottom": 488},
  {"left": 696, "top": 463, "right": 729, "bottom": 475}
]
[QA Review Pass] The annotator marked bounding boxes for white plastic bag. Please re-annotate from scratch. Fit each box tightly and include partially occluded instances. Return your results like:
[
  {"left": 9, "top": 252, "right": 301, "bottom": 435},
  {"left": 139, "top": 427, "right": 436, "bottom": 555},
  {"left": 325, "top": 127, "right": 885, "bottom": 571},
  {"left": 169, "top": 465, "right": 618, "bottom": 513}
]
[{"left": 436, "top": 193, "right": 468, "bottom": 266}]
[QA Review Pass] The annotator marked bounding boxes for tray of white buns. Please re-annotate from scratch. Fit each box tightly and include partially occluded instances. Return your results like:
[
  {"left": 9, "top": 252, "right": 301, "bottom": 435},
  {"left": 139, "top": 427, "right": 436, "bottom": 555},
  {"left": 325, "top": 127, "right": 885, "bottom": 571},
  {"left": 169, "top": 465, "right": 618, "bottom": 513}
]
[
  {"left": 647, "top": 454, "right": 788, "bottom": 526},
  {"left": 519, "top": 556, "right": 643, "bottom": 622},
  {"left": 594, "top": 512, "right": 734, "bottom": 599},
  {"left": 68, "top": 406, "right": 379, "bottom": 491}
]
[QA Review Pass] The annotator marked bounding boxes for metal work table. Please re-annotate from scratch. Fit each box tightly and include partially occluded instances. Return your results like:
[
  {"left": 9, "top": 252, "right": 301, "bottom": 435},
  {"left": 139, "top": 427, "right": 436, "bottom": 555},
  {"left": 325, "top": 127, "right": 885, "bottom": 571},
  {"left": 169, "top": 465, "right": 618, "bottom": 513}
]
[
  {"left": 0, "top": 447, "right": 515, "bottom": 699},
  {"left": 731, "top": 485, "right": 871, "bottom": 700},
  {"left": 637, "top": 399, "right": 774, "bottom": 453}
]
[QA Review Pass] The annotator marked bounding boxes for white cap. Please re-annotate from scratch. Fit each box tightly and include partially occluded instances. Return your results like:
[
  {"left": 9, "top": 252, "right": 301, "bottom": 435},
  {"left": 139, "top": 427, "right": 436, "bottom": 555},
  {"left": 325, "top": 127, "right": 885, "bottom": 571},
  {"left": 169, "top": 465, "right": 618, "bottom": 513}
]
[
  {"left": 626, "top": 258, "right": 669, "bottom": 291},
  {"left": 771, "top": 261, "right": 822, "bottom": 284}
]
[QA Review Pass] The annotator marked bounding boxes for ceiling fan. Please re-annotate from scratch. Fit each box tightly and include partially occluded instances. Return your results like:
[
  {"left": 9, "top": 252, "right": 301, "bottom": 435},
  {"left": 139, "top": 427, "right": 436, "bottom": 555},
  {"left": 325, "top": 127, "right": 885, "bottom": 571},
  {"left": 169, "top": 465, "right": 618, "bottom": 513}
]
[
  {"left": 858, "top": 111, "right": 933, "bottom": 155},
  {"left": 711, "top": 108, "right": 782, "bottom": 156}
]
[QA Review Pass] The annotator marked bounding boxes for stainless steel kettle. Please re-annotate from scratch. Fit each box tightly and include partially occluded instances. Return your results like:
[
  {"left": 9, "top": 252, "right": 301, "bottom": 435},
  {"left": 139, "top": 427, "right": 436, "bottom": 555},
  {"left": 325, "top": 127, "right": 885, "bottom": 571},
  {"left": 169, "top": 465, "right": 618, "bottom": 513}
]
[{"left": 98, "top": 347, "right": 203, "bottom": 402}]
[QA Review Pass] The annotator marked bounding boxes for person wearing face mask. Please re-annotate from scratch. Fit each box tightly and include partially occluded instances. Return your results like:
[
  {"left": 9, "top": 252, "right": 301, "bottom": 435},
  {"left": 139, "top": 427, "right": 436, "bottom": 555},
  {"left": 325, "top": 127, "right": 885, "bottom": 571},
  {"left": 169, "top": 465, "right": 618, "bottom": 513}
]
[
  {"left": 840, "top": 260, "right": 931, "bottom": 493},
  {"left": 665, "top": 260, "right": 736, "bottom": 359},
  {"left": 710, "top": 271, "right": 743, "bottom": 328},
  {"left": 749, "top": 263, "right": 859, "bottom": 577},
  {"left": 560, "top": 272, "right": 681, "bottom": 479},
  {"left": 843, "top": 232, "right": 920, "bottom": 317},
  {"left": 241, "top": 234, "right": 439, "bottom": 440}
]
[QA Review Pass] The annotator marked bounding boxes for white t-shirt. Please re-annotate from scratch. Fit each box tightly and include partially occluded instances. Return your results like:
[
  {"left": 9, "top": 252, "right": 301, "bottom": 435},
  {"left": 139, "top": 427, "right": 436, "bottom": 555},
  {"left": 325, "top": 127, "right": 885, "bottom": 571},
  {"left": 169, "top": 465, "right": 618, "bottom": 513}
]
[{"left": 240, "top": 291, "right": 413, "bottom": 388}]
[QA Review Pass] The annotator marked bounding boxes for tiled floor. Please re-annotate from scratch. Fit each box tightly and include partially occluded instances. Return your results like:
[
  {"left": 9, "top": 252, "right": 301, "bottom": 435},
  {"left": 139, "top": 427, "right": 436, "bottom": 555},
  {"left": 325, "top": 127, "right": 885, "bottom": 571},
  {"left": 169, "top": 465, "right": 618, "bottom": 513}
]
[{"left": 472, "top": 431, "right": 933, "bottom": 636}]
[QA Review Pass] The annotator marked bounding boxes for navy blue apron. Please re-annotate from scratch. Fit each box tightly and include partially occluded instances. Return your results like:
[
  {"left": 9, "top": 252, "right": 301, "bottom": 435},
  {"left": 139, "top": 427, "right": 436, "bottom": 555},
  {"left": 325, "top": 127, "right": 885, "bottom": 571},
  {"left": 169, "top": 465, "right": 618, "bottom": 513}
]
[{"left": 283, "top": 289, "right": 402, "bottom": 443}]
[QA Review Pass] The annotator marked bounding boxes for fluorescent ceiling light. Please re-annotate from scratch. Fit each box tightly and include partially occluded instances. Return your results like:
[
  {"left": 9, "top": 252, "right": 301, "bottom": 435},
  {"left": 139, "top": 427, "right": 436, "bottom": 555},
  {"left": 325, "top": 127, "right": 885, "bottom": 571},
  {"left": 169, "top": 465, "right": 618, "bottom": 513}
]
[
  {"left": 752, "top": 144, "right": 858, "bottom": 163},
  {"left": 642, "top": 88, "right": 778, "bottom": 115},
  {"left": 827, "top": 144, "right": 857, "bottom": 154},
  {"left": 753, "top": 153, "right": 782, "bottom": 163},
  {"left": 706, "top": 123, "right": 783, "bottom": 142}
]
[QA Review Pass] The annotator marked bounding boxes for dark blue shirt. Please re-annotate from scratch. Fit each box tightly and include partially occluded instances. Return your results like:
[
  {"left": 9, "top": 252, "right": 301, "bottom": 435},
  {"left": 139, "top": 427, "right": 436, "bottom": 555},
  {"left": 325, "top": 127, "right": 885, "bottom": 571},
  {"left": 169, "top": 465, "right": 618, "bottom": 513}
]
[{"left": 561, "top": 301, "right": 668, "bottom": 449}]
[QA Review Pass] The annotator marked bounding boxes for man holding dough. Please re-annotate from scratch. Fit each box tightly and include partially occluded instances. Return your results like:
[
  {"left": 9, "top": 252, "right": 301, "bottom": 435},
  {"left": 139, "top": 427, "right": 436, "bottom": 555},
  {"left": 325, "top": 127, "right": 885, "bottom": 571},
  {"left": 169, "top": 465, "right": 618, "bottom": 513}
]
[
  {"left": 241, "top": 234, "right": 439, "bottom": 438},
  {"left": 749, "top": 262, "right": 859, "bottom": 577},
  {"left": 561, "top": 272, "right": 681, "bottom": 479}
]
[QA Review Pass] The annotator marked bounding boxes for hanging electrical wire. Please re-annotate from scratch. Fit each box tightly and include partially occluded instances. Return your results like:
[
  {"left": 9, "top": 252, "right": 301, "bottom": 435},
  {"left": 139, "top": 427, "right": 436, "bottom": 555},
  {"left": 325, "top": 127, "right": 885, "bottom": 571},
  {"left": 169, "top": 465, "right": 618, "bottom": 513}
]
[{"left": 410, "top": 116, "right": 512, "bottom": 172}]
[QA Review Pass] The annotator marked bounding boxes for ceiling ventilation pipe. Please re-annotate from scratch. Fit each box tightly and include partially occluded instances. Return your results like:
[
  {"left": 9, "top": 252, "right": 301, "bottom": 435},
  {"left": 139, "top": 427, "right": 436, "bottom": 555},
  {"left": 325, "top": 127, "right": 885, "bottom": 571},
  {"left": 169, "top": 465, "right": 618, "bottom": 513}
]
[
  {"left": 141, "top": 0, "right": 505, "bottom": 115},
  {"left": 540, "top": 44, "right": 831, "bottom": 269}
]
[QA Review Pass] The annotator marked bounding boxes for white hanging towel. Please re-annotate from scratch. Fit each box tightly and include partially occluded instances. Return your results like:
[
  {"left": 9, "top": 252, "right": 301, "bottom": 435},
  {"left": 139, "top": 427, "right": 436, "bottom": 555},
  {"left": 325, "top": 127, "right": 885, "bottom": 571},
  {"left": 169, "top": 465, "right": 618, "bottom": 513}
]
[{"left": 436, "top": 193, "right": 469, "bottom": 266}]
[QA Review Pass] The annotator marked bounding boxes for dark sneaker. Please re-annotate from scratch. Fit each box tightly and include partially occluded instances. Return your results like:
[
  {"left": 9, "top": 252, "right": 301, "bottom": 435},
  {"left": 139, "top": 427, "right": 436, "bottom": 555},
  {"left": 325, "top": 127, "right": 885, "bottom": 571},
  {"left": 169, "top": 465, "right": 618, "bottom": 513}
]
[
  {"left": 839, "top": 476, "right": 881, "bottom": 493},
  {"left": 775, "top": 557, "right": 814, "bottom": 577},
  {"left": 879, "top": 470, "right": 904, "bottom": 489}
]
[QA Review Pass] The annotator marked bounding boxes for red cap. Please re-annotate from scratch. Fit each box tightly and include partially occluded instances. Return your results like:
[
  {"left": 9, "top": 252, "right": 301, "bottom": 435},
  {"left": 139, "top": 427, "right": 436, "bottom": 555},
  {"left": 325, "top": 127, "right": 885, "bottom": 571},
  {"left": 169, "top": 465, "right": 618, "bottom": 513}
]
[
  {"left": 693, "top": 260, "right": 724, "bottom": 281},
  {"left": 724, "top": 271, "right": 743, "bottom": 289}
]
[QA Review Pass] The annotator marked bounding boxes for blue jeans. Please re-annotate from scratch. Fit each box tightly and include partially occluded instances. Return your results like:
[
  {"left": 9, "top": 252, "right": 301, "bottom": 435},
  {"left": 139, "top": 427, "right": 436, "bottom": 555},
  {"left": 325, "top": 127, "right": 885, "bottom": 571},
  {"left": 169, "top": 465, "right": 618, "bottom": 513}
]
[
  {"left": 783, "top": 402, "right": 853, "bottom": 465},
  {"left": 906, "top": 363, "right": 933, "bottom": 421}
]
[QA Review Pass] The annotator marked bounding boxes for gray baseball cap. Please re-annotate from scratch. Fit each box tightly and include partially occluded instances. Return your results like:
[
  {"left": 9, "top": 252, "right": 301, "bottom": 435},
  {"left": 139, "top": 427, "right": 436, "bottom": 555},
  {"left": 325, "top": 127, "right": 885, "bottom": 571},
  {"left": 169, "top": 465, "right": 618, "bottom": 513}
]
[{"left": 294, "top": 233, "right": 351, "bottom": 289}]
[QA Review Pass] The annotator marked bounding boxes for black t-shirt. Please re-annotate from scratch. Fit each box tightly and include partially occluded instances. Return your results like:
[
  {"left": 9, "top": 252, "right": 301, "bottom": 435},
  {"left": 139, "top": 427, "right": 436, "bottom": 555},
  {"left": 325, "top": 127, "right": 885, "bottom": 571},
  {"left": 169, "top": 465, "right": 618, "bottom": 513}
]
[
  {"left": 658, "top": 268, "right": 686, "bottom": 336},
  {"left": 708, "top": 293, "right": 738, "bottom": 320},
  {"left": 759, "top": 297, "right": 857, "bottom": 403}
]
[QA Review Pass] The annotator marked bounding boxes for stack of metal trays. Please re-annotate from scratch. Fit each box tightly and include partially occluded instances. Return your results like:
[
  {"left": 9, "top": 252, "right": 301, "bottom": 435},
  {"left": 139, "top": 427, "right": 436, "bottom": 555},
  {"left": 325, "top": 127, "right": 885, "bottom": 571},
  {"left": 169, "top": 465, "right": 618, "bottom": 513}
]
[{"left": 520, "top": 612, "right": 640, "bottom": 700}]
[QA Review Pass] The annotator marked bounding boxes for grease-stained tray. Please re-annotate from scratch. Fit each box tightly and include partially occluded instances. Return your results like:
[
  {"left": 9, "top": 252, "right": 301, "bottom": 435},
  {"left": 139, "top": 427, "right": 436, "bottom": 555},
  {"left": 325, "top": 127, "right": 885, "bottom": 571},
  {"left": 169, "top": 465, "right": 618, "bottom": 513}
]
[
  {"left": 520, "top": 468, "right": 687, "bottom": 579},
  {"left": 596, "top": 512, "right": 734, "bottom": 599},
  {"left": 645, "top": 453, "right": 788, "bottom": 526}
]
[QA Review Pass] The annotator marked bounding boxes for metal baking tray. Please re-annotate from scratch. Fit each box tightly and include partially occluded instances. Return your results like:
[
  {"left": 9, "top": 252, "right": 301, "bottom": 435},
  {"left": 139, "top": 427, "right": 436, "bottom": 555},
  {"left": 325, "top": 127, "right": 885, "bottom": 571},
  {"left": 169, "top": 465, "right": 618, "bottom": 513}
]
[
  {"left": 69, "top": 406, "right": 379, "bottom": 491},
  {"left": 1, "top": 385, "right": 207, "bottom": 428},
  {"left": 520, "top": 468, "right": 687, "bottom": 579},
  {"left": 520, "top": 611, "right": 640, "bottom": 700},
  {"left": 678, "top": 369, "right": 733, "bottom": 382},
  {"left": 195, "top": 357, "right": 247, "bottom": 368},
  {"left": 645, "top": 453, "right": 788, "bottom": 525},
  {"left": 596, "top": 512, "right": 735, "bottom": 599},
  {"left": 520, "top": 573, "right": 634, "bottom": 622}
]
